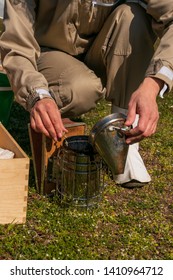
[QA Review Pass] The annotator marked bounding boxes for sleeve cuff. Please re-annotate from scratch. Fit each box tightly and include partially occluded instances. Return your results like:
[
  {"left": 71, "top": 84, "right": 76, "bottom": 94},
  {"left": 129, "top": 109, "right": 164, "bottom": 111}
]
[
  {"left": 146, "top": 64, "right": 173, "bottom": 93},
  {"left": 154, "top": 66, "right": 173, "bottom": 93}
]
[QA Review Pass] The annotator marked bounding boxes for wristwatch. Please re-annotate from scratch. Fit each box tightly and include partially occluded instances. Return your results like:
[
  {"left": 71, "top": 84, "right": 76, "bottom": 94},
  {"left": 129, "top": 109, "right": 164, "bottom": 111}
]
[{"left": 27, "top": 88, "right": 55, "bottom": 111}]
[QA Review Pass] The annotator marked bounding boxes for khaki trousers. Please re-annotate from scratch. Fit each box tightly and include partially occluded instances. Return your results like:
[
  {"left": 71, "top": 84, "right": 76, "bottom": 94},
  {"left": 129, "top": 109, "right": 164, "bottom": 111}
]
[{"left": 37, "top": 3, "right": 156, "bottom": 116}]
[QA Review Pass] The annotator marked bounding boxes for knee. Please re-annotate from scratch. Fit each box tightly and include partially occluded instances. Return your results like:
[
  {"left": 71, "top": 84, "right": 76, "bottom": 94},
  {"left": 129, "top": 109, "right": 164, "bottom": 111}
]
[
  {"left": 112, "top": 3, "right": 155, "bottom": 50},
  {"left": 114, "top": 3, "right": 152, "bottom": 34},
  {"left": 56, "top": 70, "right": 106, "bottom": 117},
  {"left": 68, "top": 72, "right": 105, "bottom": 116},
  {"left": 113, "top": 3, "right": 135, "bottom": 27}
]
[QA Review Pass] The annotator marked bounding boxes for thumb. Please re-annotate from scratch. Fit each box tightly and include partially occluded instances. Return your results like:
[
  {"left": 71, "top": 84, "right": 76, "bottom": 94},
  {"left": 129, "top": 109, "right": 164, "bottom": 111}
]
[{"left": 125, "top": 104, "right": 136, "bottom": 127}]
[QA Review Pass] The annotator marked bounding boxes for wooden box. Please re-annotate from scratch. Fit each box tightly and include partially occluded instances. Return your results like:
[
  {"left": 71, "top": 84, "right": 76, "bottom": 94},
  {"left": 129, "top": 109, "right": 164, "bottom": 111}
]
[{"left": 0, "top": 123, "right": 30, "bottom": 224}]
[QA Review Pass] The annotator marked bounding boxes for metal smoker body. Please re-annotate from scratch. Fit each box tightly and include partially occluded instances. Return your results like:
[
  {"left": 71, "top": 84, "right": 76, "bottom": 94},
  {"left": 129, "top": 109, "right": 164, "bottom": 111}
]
[
  {"left": 89, "top": 113, "right": 129, "bottom": 175},
  {"left": 56, "top": 135, "right": 104, "bottom": 207}
]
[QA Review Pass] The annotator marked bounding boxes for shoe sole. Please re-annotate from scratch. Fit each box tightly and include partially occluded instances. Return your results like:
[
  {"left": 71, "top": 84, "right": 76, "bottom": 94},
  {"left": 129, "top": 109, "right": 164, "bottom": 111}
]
[{"left": 120, "top": 181, "right": 147, "bottom": 189}]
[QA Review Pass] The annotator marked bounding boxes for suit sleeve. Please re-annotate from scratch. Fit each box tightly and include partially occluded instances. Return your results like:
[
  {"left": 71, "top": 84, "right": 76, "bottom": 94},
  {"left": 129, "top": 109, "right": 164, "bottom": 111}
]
[
  {"left": 0, "top": 0, "right": 49, "bottom": 110},
  {"left": 145, "top": 0, "right": 173, "bottom": 91}
]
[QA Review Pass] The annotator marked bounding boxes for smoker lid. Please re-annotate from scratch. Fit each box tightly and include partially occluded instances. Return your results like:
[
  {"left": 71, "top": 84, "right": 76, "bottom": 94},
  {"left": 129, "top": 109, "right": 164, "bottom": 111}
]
[
  {"left": 63, "top": 135, "right": 96, "bottom": 155},
  {"left": 89, "top": 113, "right": 126, "bottom": 144}
]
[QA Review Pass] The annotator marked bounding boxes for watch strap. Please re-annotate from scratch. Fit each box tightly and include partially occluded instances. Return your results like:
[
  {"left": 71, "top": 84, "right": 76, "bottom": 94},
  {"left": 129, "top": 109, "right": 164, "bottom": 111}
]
[{"left": 26, "top": 88, "right": 55, "bottom": 111}]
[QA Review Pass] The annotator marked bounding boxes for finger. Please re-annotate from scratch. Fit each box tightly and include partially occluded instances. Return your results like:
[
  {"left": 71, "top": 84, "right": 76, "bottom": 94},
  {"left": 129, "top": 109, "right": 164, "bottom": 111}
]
[
  {"left": 37, "top": 99, "right": 68, "bottom": 139},
  {"left": 30, "top": 112, "right": 52, "bottom": 139},
  {"left": 126, "top": 116, "right": 158, "bottom": 144},
  {"left": 31, "top": 99, "right": 67, "bottom": 141},
  {"left": 125, "top": 101, "right": 137, "bottom": 127},
  {"left": 126, "top": 124, "right": 157, "bottom": 144},
  {"left": 136, "top": 111, "right": 159, "bottom": 137},
  {"left": 46, "top": 107, "right": 68, "bottom": 139},
  {"left": 126, "top": 134, "right": 145, "bottom": 144}
]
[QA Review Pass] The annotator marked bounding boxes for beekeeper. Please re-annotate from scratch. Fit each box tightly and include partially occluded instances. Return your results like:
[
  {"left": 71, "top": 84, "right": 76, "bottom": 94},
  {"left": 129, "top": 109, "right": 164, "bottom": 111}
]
[{"left": 0, "top": 0, "right": 173, "bottom": 187}]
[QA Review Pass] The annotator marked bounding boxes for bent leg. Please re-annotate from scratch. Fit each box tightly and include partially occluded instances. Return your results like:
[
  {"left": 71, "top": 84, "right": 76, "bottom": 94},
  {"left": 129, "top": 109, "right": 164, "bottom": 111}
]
[
  {"left": 86, "top": 3, "right": 157, "bottom": 108},
  {"left": 37, "top": 50, "right": 105, "bottom": 117},
  {"left": 86, "top": 3, "right": 155, "bottom": 186}
]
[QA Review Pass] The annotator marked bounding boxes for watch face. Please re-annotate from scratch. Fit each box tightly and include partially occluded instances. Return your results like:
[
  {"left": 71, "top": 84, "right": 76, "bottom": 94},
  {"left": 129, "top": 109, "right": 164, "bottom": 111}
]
[
  {"left": 26, "top": 89, "right": 54, "bottom": 111},
  {"left": 35, "top": 89, "right": 51, "bottom": 98}
]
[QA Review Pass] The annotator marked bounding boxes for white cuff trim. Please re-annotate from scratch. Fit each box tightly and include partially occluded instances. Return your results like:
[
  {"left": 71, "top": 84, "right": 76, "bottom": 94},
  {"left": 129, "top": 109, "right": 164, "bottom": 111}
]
[
  {"left": 159, "top": 83, "right": 168, "bottom": 98},
  {"left": 158, "top": 66, "right": 173, "bottom": 81}
]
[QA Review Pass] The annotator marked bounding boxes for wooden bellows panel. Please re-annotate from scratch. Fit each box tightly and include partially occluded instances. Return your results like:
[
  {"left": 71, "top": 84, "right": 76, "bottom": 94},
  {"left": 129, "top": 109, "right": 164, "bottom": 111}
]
[{"left": 28, "top": 118, "right": 86, "bottom": 195}]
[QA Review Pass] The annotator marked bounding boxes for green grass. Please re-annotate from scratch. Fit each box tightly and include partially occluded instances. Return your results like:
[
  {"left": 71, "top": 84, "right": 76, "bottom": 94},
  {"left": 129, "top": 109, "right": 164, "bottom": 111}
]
[{"left": 0, "top": 93, "right": 173, "bottom": 260}]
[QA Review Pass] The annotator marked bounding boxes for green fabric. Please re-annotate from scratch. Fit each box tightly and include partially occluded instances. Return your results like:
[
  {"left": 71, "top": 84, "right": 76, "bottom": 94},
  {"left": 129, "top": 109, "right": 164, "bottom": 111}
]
[
  {"left": 0, "top": 71, "right": 11, "bottom": 87},
  {"left": 0, "top": 72, "right": 14, "bottom": 126}
]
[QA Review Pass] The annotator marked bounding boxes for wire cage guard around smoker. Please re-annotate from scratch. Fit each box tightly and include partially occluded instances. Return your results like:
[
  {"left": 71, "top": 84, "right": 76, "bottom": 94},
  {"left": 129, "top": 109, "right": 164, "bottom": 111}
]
[{"left": 54, "top": 135, "right": 105, "bottom": 207}]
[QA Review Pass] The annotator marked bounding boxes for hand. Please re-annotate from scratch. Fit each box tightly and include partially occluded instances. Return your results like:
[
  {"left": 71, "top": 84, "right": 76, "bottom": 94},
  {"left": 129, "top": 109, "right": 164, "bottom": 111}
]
[
  {"left": 30, "top": 98, "right": 68, "bottom": 141},
  {"left": 125, "top": 77, "right": 163, "bottom": 144}
]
